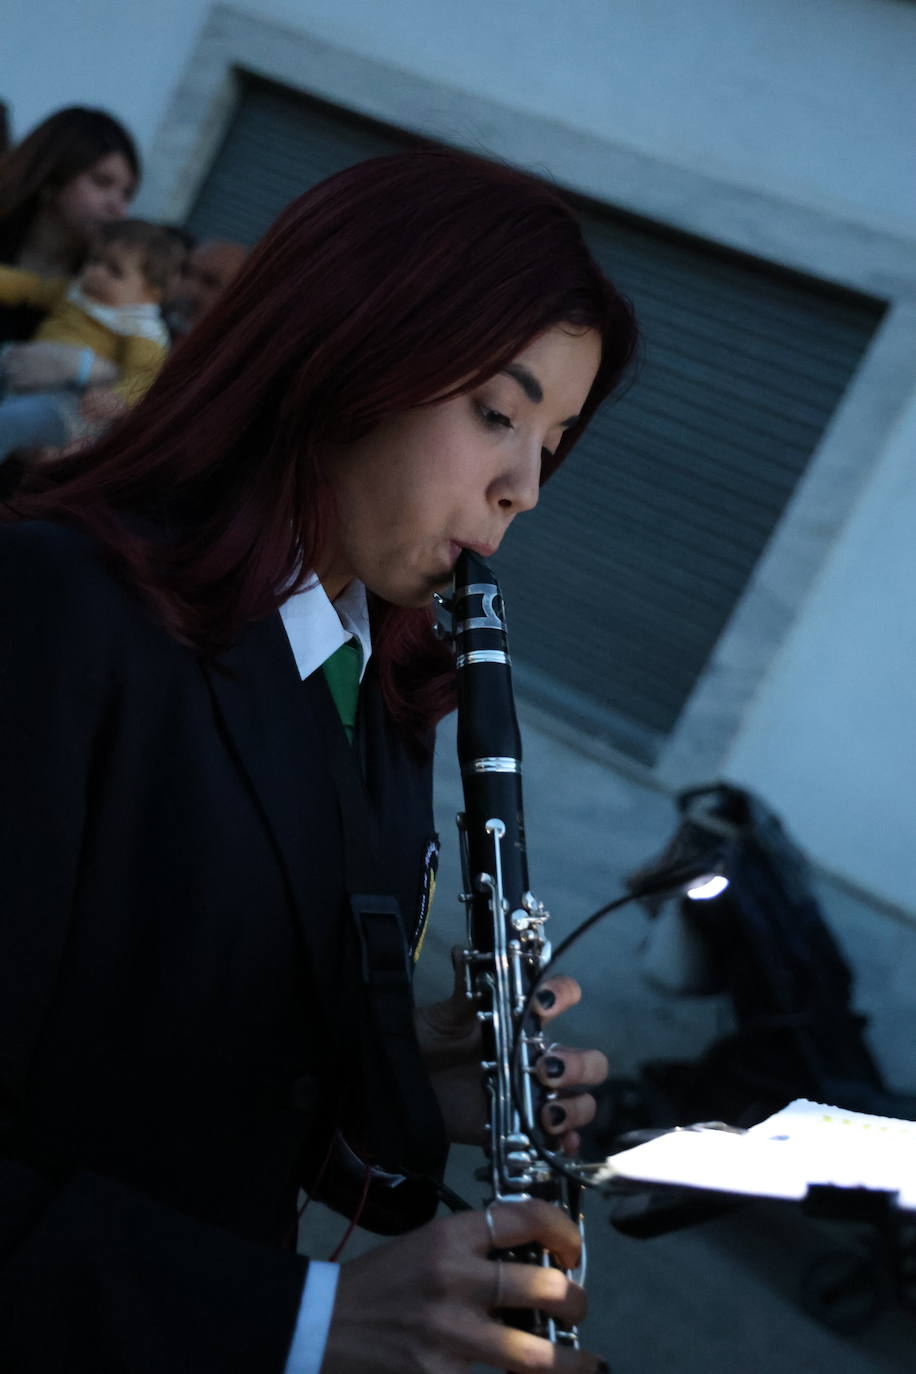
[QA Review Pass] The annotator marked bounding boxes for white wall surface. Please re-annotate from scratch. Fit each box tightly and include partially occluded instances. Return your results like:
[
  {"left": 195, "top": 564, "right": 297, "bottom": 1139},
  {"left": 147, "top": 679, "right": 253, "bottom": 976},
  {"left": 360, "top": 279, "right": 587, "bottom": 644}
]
[
  {"left": 240, "top": 0, "right": 916, "bottom": 238},
  {"left": 724, "top": 375, "right": 916, "bottom": 915},
  {"left": 4, "top": 0, "right": 209, "bottom": 163},
  {"left": 5, "top": 0, "right": 916, "bottom": 239}
]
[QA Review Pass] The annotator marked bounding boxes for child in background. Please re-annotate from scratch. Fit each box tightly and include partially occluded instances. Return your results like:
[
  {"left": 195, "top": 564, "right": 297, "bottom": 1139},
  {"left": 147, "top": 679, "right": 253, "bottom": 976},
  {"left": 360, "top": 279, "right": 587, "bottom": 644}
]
[{"left": 0, "top": 219, "right": 181, "bottom": 461}]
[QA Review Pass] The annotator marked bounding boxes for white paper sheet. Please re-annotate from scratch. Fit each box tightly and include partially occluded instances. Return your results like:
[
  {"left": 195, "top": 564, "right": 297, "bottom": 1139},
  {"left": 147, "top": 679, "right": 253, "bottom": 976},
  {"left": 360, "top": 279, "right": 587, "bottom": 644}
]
[{"left": 603, "top": 1099, "right": 916, "bottom": 1209}]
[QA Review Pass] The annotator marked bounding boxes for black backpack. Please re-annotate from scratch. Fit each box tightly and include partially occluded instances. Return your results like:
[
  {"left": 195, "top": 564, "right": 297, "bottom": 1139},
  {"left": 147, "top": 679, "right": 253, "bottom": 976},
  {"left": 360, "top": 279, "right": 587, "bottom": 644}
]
[{"left": 597, "top": 782, "right": 915, "bottom": 1137}]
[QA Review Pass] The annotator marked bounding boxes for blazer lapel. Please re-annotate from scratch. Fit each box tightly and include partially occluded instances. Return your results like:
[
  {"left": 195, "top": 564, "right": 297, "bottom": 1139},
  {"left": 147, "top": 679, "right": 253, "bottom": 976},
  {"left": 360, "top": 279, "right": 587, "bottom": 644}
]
[{"left": 202, "top": 613, "right": 342, "bottom": 978}]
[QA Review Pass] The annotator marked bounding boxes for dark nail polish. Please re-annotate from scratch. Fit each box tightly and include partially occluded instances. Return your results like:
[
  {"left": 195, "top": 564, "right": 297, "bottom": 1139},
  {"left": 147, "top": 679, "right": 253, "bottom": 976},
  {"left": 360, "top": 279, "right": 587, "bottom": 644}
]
[
  {"left": 547, "top": 1104, "right": 566, "bottom": 1127},
  {"left": 544, "top": 1056, "right": 564, "bottom": 1079},
  {"left": 535, "top": 988, "right": 556, "bottom": 1010}
]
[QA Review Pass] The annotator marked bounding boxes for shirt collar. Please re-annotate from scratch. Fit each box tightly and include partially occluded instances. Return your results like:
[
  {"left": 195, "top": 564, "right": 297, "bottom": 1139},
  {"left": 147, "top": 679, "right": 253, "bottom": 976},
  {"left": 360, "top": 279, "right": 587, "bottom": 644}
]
[{"left": 278, "top": 575, "right": 372, "bottom": 682}]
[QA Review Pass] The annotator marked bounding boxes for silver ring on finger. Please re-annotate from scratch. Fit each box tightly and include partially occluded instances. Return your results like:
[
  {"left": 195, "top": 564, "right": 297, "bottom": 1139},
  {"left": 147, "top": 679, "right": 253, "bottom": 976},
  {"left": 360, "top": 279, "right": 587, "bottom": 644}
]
[{"left": 484, "top": 1201, "right": 500, "bottom": 1251}]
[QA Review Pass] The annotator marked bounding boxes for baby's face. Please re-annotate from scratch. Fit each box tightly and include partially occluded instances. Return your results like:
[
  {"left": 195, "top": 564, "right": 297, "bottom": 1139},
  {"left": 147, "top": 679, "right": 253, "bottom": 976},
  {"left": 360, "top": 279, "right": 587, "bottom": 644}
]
[{"left": 80, "top": 242, "right": 157, "bottom": 309}]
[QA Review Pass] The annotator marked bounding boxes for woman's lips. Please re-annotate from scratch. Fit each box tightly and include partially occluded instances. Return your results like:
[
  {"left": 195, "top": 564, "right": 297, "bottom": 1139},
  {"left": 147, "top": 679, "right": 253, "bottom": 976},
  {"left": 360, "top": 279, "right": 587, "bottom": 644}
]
[{"left": 449, "top": 540, "right": 497, "bottom": 563}]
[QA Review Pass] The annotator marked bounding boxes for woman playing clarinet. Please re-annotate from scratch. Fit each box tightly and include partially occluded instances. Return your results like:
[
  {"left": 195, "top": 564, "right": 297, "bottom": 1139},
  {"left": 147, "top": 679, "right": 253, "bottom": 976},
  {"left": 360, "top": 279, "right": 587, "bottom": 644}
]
[{"left": 0, "top": 146, "right": 636, "bottom": 1373}]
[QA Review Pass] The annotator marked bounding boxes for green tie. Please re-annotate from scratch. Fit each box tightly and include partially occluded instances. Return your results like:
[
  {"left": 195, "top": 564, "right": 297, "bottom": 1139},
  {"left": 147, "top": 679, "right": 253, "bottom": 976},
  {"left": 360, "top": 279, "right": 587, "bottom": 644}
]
[{"left": 321, "top": 639, "right": 362, "bottom": 743}]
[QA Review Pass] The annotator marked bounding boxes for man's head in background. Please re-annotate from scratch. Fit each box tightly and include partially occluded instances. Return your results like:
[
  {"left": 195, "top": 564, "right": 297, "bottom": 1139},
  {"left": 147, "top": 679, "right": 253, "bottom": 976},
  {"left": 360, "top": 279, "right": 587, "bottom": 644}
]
[{"left": 164, "top": 239, "right": 248, "bottom": 339}]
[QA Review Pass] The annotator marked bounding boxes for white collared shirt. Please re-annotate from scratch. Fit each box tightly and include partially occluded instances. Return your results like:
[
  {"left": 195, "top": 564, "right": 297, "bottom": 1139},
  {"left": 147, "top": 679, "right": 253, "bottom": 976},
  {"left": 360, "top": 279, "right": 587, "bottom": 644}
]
[
  {"left": 278, "top": 574, "right": 370, "bottom": 1374},
  {"left": 279, "top": 574, "right": 371, "bottom": 682}
]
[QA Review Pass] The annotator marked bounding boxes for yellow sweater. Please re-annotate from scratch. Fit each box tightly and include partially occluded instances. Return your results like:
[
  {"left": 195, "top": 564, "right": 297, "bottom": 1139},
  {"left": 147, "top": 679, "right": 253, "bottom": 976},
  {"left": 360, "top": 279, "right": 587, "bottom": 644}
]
[{"left": 0, "top": 266, "right": 166, "bottom": 404}]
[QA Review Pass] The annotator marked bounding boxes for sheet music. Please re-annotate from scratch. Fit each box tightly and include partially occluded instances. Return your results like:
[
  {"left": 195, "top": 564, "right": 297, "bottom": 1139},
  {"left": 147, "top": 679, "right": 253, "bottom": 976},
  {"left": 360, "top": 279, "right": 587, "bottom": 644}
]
[{"left": 603, "top": 1099, "right": 916, "bottom": 1209}]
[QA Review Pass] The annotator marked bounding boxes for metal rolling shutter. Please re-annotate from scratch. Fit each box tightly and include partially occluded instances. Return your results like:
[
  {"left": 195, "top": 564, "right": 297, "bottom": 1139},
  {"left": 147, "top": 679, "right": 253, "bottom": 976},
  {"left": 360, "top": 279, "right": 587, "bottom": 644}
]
[
  {"left": 186, "top": 75, "right": 884, "bottom": 762},
  {"left": 185, "top": 76, "right": 410, "bottom": 245},
  {"left": 496, "top": 216, "right": 884, "bottom": 759}
]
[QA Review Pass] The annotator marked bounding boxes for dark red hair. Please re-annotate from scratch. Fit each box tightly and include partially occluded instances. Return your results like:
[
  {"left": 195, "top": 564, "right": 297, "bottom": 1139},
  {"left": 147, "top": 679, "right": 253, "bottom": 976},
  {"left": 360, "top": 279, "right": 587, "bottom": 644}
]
[{"left": 6, "top": 146, "right": 637, "bottom": 736}]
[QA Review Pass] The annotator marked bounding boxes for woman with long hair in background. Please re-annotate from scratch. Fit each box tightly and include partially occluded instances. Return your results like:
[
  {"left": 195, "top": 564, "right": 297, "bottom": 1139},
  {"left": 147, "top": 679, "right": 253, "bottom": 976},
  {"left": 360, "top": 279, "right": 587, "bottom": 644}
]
[
  {"left": 0, "top": 104, "right": 138, "bottom": 371},
  {"left": 0, "top": 146, "right": 636, "bottom": 1373},
  {"left": 0, "top": 105, "right": 138, "bottom": 276}
]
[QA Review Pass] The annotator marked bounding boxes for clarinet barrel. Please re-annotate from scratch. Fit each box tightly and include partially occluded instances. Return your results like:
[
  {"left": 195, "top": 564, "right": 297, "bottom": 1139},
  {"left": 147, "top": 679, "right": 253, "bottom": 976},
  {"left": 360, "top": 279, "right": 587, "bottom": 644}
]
[{"left": 452, "top": 549, "right": 583, "bottom": 1350}]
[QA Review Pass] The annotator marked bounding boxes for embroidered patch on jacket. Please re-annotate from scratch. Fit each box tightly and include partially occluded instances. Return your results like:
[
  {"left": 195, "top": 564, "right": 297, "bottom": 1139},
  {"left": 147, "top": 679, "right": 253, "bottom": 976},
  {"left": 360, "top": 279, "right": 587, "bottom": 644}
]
[{"left": 411, "top": 834, "right": 440, "bottom": 962}]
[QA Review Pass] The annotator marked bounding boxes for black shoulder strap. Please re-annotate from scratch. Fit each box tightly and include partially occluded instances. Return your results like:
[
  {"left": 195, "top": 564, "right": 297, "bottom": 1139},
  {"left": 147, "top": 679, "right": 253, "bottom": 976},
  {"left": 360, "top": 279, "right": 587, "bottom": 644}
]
[{"left": 305, "top": 673, "right": 447, "bottom": 1181}]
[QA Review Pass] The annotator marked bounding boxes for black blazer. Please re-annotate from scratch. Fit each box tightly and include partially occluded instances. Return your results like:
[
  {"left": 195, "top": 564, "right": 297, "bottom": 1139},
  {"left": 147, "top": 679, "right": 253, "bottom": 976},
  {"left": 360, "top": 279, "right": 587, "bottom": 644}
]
[{"left": 0, "top": 520, "right": 442, "bottom": 1371}]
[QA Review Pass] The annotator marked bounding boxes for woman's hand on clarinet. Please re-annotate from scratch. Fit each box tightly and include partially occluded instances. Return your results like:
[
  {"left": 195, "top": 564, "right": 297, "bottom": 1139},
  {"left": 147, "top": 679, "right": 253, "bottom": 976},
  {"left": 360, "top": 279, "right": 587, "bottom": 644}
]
[
  {"left": 414, "top": 950, "right": 608, "bottom": 1153},
  {"left": 321, "top": 1199, "right": 609, "bottom": 1373},
  {"left": 531, "top": 974, "right": 609, "bottom": 1157}
]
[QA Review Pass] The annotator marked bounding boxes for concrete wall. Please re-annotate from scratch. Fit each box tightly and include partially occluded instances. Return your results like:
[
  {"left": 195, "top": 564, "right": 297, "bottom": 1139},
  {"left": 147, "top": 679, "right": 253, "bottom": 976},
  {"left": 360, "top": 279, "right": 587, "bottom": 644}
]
[
  {"left": 7, "top": 0, "right": 916, "bottom": 237},
  {"left": 4, "top": 0, "right": 208, "bottom": 162},
  {"left": 724, "top": 375, "right": 916, "bottom": 913},
  {"left": 248, "top": 0, "right": 916, "bottom": 238}
]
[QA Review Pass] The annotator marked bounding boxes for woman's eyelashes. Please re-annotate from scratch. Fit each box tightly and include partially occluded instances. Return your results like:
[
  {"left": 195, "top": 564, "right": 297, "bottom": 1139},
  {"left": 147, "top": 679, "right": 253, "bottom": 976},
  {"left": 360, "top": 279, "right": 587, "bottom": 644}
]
[
  {"left": 476, "top": 401, "right": 555, "bottom": 461},
  {"left": 477, "top": 404, "right": 513, "bottom": 432}
]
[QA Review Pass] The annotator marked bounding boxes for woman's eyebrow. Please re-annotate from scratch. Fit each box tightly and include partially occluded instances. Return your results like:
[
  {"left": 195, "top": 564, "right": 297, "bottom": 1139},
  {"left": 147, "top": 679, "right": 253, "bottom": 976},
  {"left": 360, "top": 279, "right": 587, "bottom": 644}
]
[
  {"left": 500, "top": 364, "right": 581, "bottom": 429},
  {"left": 501, "top": 363, "right": 543, "bottom": 403}
]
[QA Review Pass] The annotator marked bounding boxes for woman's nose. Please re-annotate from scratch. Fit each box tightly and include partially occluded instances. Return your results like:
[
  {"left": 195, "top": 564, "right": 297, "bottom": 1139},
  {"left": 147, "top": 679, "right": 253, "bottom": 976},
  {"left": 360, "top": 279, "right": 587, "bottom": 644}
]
[{"left": 497, "top": 442, "right": 541, "bottom": 514}]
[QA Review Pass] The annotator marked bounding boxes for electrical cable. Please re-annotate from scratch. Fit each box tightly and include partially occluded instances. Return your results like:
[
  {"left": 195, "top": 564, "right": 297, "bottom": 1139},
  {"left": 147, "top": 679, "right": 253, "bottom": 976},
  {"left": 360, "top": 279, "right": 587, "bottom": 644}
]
[{"left": 511, "top": 862, "right": 726, "bottom": 1187}]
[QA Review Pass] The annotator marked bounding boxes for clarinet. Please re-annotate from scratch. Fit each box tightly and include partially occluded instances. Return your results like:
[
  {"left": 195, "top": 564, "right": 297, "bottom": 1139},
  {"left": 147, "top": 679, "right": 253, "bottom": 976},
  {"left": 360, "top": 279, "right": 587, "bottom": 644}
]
[{"left": 448, "top": 548, "right": 584, "bottom": 1348}]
